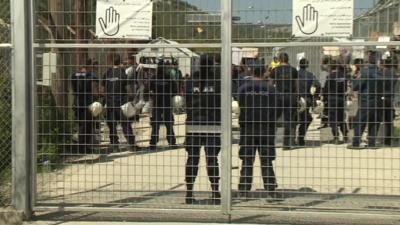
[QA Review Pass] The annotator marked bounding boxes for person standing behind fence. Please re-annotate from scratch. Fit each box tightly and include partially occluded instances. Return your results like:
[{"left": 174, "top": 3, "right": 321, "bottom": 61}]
[
  {"left": 102, "top": 54, "right": 137, "bottom": 151},
  {"left": 324, "top": 60, "right": 348, "bottom": 144},
  {"left": 297, "top": 58, "right": 321, "bottom": 146},
  {"left": 379, "top": 56, "right": 398, "bottom": 146},
  {"left": 125, "top": 55, "right": 142, "bottom": 121},
  {"left": 237, "top": 59, "right": 278, "bottom": 198},
  {"left": 149, "top": 59, "right": 177, "bottom": 150},
  {"left": 184, "top": 54, "right": 221, "bottom": 205},
  {"left": 317, "top": 56, "right": 332, "bottom": 129},
  {"left": 349, "top": 51, "right": 382, "bottom": 149},
  {"left": 70, "top": 58, "right": 100, "bottom": 153},
  {"left": 270, "top": 52, "right": 299, "bottom": 149}
]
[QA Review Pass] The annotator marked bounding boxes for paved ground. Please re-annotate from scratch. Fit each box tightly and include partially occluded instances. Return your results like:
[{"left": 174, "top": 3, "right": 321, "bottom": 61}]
[
  {"left": 25, "top": 222, "right": 259, "bottom": 225},
  {"left": 27, "top": 210, "right": 400, "bottom": 225},
  {"left": 33, "top": 113, "right": 400, "bottom": 224}
]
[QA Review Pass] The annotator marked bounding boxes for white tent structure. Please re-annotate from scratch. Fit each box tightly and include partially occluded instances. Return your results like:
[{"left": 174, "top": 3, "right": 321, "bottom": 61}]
[{"left": 136, "top": 37, "right": 200, "bottom": 76}]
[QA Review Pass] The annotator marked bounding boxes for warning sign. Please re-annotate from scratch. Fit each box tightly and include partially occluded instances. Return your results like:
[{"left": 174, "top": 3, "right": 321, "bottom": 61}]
[
  {"left": 96, "top": 0, "right": 153, "bottom": 39},
  {"left": 293, "top": 0, "right": 354, "bottom": 37}
]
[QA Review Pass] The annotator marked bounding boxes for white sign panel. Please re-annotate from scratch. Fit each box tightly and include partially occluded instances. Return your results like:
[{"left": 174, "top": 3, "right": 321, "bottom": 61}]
[
  {"left": 377, "top": 36, "right": 391, "bottom": 49},
  {"left": 96, "top": 0, "right": 153, "bottom": 39},
  {"left": 293, "top": 0, "right": 353, "bottom": 37},
  {"left": 232, "top": 47, "right": 243, "bottom": 66}
]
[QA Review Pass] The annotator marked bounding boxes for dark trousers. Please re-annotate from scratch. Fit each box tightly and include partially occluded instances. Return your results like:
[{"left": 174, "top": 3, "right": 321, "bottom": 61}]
[
  {"left": 185, "top": 134, "right": 220, "bottom": 191},
  {"left": 277, "top": 95, "right": 297, "bottom": 146},
  {"left": 106, "top": 107, "right": 135, "bottom": 145},
  {"left": 238, "top": 132, "right": 277, "bottom": 192},
  {"left": 352, "top": 107, "right": 380, "bottom": 147},
  {"left": 75, "top": 107, "right": 97, "bottom": 151},
  {"left": 379, "top": 100, "right": 396, "bottom": 145},
  {"left": 297, "top": 109, "right": 313, "bottom": 143},
  {"left": 150, "top": 106, "right": 176, "bottom": 145},
  {"left": 327, "top": 101, "right": 348, "bottom": 139}
]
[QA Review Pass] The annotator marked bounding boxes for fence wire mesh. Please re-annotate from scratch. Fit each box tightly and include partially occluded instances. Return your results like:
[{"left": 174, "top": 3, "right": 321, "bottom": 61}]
[
  {"left": 0, "top": 49, "right": 11, "bottom": 207},
  {"left": 0, "top": 0, "right": 11, "bottom": 207},
  {"left": 34, "top": 0, "right": 222, "bottom": 43},
  {"left": 24, "top": 0, "right": 400, "bottom": 222},
  {"left": 35, "top": 48, "right": 223, "bottom": 209},
  {"left": 230, "top": 47, "right": 400, "bottom": 211}
]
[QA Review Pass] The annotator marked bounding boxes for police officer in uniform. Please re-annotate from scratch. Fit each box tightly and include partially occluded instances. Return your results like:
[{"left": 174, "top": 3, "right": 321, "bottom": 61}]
[
  {"left": 237, "top": 59, "right": 278, "bottom": 198},
  {"left": 317, "top": 56, "right": 332, "bottom": 129},
  {"left": 349, "top": 51, "right": 382, "bottom": 149},
  {"left": 380, "top": 56, "right": 398, "bottom": 146},
  {"left": 184, "top": 54, "right": 221, "bottom": 204},
  {"left": 149, "top": 59, "right": 177, "bottom": 150},
  {"left": 324, "top": 60, "right": 348, "bottom": 143},
  {"left": 297, "top": 58, "right": 320, "bottom": 146},
  {"left": 270, "top": 52, "right": 299, "bottom": 149},
  {"left": 102, "top": 54, "right": 137, "bottom": 151},
  {"left": 71, "top": 58, "right": 99, "bottom": 153}
]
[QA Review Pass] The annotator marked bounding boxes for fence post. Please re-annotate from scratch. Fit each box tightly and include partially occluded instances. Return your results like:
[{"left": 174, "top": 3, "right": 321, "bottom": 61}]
[
  {"left": 220, "top": 0, "right": 232, "bottom": 215},
  {"left": 11, "top": 0, "right": 32, "bottom": 217}
]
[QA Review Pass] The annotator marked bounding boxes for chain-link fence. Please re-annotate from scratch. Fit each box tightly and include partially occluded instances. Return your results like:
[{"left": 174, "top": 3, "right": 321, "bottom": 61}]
[
  {"left": 0, "top": 0, "right": 11, "bottom": 207},
  {"left": 0, "top": 48, "right": 11, "bottom": 206}
]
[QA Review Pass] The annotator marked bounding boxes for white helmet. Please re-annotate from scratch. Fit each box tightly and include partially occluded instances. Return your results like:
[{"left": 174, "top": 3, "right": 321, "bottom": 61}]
[
  {"left": 134, "top": 100, "right": 146, "bottom": 111},
  {"left": 120, "top": 102, "right": 137, "bottom": 118},
  {"left": 310, "top": 85, "right": 317, "bottom": 96},
  {"left": 172, "top": 95, "right": 185, "bottom": 112},
  {"left": 88, "top": 102, "right": 103, "bottom": 117},
  {"left": 346, "top": 100, "right": 358, "bottom": 117},
  {"left": 298, "top": 97, "right": 307, "bottom": 113},
  {"left": 313, "top": 100, "right": 324, "bottom": 114},
  {"left": 142, "top": 101, "right": 152, "bottom": 114},
  {"left": 232, "top": 100, "right": 240, "bottom": 115}
]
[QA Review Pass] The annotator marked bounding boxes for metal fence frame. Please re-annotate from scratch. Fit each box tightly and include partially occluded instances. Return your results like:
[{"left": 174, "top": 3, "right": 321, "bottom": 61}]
[
  {"left": 8, "top": 0, "right": 400, "bottom": 222},
  {"left": 11, "top": 0, "right": 33, "bottom": 217}
]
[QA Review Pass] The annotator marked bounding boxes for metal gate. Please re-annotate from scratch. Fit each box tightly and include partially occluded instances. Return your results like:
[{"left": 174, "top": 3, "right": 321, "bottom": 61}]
[{"left": 8, "top": 0, "right": 400, "bottom": 223}]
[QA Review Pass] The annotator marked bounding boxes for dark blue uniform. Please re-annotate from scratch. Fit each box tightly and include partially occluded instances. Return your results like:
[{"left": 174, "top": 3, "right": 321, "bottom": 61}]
[
  {"left": 270, "top": 65, "right": 298, "bottom": 147},
  {"left": 184, "top": 64, "right": 221, "bottom": 203},
  {"left": 379, "top": 67, "right": 398, "bottom": 145},
  {"left": 237, "top": 79, "right": 278, "bottom": 193},
  {"left": 103, "top": 67, "right": 135, "bottom": 146},
  {"left": 149, "top": 64, "right": 177, "bottom": 148},
  {"left": 297, "top": 68, "right": 321, "bottom": 145},
  {"left": 324, "top": 68, "right": 348, "bottom": 141},
  {"left": 71, "top": 71, "right": 98, "bottom": 151},
  {"left": 351, "top": 65, "right": 382, "bottom": 147}
]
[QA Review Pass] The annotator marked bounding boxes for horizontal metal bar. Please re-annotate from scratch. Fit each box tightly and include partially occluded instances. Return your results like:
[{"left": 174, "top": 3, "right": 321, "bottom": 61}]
[
  {"left": 233, "top": 207, "right": 400, "bottom": 216},
  {"left": 0, "top": 43, "right": 12, "bottom": 48},
  {"left": 34, "top": 206, "right": 400, "bottom": 217},
  {"left": 32, "top": 41, "right": 400, "bottom": 49},
  {"left": 34, "top": 206, "right": 220, "bottom": 214},
  {"left": 33, "top": 43, "right": 221, "bottom": 49},
  {"left": 232, "top": 41, "right": 400, "bottom": 48}
]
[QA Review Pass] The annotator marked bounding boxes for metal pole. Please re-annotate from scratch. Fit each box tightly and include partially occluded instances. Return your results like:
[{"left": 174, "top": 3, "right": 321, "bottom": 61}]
[
  {"left": 11, "top": 0, "right": 32, "bottom": 217},
  {"left": 30, "top": 0, "right": 37, "bottom": 210},
  {"left": 220, "top": 0, "right": 232, "bottom": 215}
]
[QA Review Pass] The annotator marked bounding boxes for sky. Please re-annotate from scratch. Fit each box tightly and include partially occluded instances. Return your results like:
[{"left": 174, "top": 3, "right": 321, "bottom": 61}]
[{"left": 186, "top": 0, "right": 378, "bottom": 24}]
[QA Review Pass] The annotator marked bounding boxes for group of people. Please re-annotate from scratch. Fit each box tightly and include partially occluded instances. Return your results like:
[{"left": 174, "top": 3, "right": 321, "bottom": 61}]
[
  {"left": 71, "top": 49, "right": 398, "bottom": 204},
  {"left": 71, "top": 54, "right": 181, "bottom": 153},
  {"left": 232, "top": 50, "right": 398, "bottom": 201}
]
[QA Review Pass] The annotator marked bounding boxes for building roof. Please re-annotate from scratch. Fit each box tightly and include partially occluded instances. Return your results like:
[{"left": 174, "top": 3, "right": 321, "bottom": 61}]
[{"left": 355, "top": 0, "right": 400, "bottom": 21}]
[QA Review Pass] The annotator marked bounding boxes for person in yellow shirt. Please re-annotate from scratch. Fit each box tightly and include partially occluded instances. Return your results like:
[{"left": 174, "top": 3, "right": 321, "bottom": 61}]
[{"left": 270, "top": 56, "right": 280, "bottom": 70}]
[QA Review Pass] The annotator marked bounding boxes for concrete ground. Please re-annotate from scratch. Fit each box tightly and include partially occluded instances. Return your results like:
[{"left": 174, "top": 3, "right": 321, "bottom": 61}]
[
  {"left": 25, "top": 223, "right": 258, "bottom": 225},
  {"left": 32, "top": 113, "right": 400, "bottom": 224},
  {"left": 28, "top": 222, "right": 273, "bottom": 225}
]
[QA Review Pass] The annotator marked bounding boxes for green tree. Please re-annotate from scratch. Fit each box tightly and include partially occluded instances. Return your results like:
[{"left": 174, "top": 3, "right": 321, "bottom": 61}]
[{"left": 0, "top": 0, "right": 10, "bottom": 24}]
